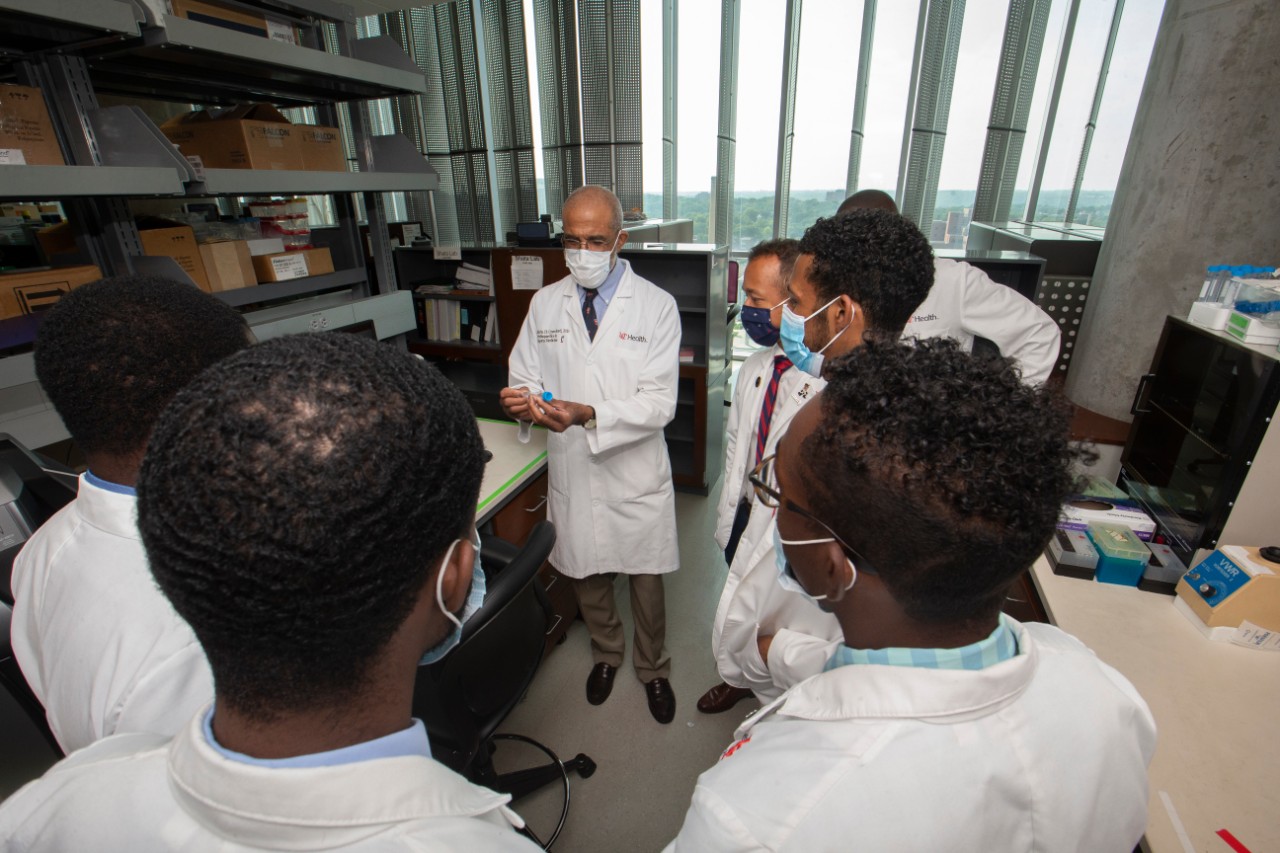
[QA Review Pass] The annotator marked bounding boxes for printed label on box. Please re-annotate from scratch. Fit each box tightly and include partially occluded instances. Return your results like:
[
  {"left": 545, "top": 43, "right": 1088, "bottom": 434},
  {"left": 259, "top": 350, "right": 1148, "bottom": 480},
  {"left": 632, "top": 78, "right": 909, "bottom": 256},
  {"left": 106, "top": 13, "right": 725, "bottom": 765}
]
[
  {"left": 270, "top": 253, "right": 310, "bottom": 280},
  {"left": 0, "top": 149, "right": 26, "bottom": 165},
  {"left": 266, "top": 19, "right": 296, "bottom": 43}
]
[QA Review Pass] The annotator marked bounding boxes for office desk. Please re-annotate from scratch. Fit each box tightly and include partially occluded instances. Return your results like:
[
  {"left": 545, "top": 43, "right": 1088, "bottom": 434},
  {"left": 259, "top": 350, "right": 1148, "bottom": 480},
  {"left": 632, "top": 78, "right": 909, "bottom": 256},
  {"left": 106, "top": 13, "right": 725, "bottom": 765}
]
[
  {"left": 1029, "top": 556, "right": 1279, "bottom": 853},
  {"left": 476, "top": 418, "right": 547, "bottom": 526}
]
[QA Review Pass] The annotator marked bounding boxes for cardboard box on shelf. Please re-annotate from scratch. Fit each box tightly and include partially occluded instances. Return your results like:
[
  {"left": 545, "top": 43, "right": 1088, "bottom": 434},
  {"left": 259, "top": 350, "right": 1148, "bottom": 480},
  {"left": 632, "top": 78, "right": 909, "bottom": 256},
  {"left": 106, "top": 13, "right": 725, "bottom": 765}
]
[
  {"left": 251, "top": 247, "right": 334, "bottom": 283},
  {"left": 161, "top": 104, "right": 303, "bottom": 171},
  {"left": 199, "top": 240, "right": 257, "bottom": 292},
  {"left": 137, "top": 220, "right": 211, "bottom": 292},
  {"left": 35, "top": 222, "right": 77, "bottom": 261},
  {"left": 168, "top": 0, "right": 299, "bottom": 44},
  {"left": 297, "top": 125, "right": 347, "bottom": 172},
  {"left": 0, "top": 265, "right": 101, "bottom": 320},
  {"left": 0, "top": 83, "right": 66, "bottom": 166}
]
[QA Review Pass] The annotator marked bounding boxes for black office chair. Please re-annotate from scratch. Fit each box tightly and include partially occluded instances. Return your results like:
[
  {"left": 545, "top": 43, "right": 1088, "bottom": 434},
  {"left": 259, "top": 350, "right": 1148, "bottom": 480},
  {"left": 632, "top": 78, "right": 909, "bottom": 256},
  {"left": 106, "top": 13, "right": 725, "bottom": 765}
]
[
  {"left": 413, "top": 521, "right": 595, "bottom": 849},
  {"left": 1, "top": 600, "right": 62, "bottom": 756}
]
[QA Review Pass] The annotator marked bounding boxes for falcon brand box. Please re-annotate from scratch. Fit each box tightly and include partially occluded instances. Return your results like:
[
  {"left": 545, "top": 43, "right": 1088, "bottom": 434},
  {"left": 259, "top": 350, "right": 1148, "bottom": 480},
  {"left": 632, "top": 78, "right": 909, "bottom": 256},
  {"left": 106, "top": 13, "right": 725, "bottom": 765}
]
[
  {"left": 0, "top": 83, "right": 65, "bottom": 166},
  {"left": 161, "top": 104, "right": 303, "bottom": 171},
  {"left": 0, "top": 265, "right": 101, "bottom": 319}
]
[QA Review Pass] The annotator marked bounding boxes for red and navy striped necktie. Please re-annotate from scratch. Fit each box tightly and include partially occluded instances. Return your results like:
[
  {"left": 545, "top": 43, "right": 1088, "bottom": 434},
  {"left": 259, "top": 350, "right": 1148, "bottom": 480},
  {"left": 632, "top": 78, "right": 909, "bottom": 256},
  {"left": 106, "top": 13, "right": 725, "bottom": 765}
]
[{"left": 755, "top": 355, "right": 793, "bottom": 465}]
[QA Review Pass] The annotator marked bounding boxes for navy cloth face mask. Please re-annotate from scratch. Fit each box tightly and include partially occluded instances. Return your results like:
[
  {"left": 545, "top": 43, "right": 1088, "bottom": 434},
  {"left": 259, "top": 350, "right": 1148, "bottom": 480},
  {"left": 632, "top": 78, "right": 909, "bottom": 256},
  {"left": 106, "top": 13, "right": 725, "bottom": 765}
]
[{"left": 740, "top": 299, "right": 786, "bottom": 346}]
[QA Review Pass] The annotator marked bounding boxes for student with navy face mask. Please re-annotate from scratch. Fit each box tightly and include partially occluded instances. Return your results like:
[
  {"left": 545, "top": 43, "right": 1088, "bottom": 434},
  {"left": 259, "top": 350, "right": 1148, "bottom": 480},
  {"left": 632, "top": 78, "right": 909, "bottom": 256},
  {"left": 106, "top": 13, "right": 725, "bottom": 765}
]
[{"left": 699, "top": 239, "right": 831, "bottom": 717}]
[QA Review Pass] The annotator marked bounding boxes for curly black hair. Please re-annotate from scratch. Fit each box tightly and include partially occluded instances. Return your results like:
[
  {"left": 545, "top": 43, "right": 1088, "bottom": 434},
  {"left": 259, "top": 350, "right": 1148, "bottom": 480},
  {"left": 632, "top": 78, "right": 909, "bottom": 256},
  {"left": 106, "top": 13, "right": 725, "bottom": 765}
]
[
  {"left": 136, "top": 334, "right": 486, "bottom": 721},
  {"left": 798, "top": 209, "right": 934, "bottom": 338},
  {"left": 799, "top": 338, "right": 1080, "bottom": 626},
  {"left": 34, "top": 275, "right": 250, "bottom": 457}
]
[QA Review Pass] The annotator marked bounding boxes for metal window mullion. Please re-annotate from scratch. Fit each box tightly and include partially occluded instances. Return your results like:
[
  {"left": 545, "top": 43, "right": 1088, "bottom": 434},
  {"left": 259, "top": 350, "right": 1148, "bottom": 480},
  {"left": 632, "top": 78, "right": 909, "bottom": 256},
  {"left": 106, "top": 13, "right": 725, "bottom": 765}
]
[
  {"left": 470, "top": 0, "right": 504, "bottom": 238},
  {"left": 1024, "top": 0, "right": 1081, "bottom": 221},
  {"left": 895, "top": 0, "right": 932, "bottom": 204},
  {"left": 772, "top": 0, "right": 803, "bottom": 240},
  {"left": 972, "top": 0, "right": 1051, "bottom": 222},
  {"left": 846, "top": 0, "right": 878, "bottom": 196},
  {"left": 663, "top": 0, "right": 679, "bottom": 219},
  {"left": 1065, "top": 0, "right": 1124, "bottom": 224},
  {"left": 713, "top": 0, "right": 741, "bottom": 248}
]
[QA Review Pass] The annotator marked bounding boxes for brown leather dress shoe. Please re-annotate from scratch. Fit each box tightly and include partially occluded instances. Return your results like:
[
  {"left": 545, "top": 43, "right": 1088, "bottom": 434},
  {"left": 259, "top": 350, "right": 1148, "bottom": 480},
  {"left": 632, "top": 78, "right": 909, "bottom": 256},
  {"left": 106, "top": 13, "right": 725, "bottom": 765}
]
[
  {"left": 586, "top": 663, "right": 616, "bottom": 705},
  {"left": 696, "top": 681, "right": 753, "bottom": 714},
  {"left": 645, "top": 677, "right": 676, "bottom": 724}
]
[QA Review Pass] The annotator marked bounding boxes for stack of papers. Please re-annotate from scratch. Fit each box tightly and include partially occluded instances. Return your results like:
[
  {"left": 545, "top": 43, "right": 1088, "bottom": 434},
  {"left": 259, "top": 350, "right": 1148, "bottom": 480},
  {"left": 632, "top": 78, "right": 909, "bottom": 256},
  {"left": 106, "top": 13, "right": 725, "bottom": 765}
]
[{"left": 455, "top": 262, "right": 492, "bottom": 294}]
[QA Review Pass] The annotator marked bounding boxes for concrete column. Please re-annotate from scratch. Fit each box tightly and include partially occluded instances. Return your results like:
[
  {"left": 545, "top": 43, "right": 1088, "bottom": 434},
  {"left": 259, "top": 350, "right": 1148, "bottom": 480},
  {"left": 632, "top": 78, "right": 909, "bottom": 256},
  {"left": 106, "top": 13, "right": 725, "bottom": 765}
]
[{"left": 1065, "top": 0, "right": 1280, "bottom": 419}]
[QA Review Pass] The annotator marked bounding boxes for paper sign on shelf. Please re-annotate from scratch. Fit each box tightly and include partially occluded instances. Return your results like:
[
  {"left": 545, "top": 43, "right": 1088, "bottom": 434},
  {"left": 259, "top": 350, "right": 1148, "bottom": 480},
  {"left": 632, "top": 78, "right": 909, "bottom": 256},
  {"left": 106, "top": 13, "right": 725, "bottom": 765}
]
[
  {"left": 511, "top": 255, "right": 543, "bottom": 291},
  {"left": 434, "top": 245, "right": 462, "bottom": 261},
  {"left": 0, "top": 149, "right": 27, "bottom": 165}
]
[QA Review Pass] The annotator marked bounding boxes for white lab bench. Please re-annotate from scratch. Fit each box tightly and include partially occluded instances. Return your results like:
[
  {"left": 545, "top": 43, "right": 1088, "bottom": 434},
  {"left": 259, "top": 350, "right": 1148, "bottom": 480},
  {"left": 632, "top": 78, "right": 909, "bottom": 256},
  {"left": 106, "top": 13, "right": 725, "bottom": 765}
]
[
  {"left": 475, "top": 418, "right": 547, "bottom": 525},
  {"left": 1029, "top": 556, "right": 1278, "bottom": 853}
]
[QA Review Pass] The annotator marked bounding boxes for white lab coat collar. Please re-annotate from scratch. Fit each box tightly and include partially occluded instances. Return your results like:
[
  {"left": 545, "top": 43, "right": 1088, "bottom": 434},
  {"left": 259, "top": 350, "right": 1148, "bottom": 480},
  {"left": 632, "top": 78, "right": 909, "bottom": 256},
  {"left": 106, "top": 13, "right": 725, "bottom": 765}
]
[
  {"left": 740, "top": 619, "right": 1039, "bottom": 737},
  {"left": 75, "top": 471, "right": 141, "bottom": 540},
  {"left": 167, "top": 710, "right": 524, "bottom": 847}
]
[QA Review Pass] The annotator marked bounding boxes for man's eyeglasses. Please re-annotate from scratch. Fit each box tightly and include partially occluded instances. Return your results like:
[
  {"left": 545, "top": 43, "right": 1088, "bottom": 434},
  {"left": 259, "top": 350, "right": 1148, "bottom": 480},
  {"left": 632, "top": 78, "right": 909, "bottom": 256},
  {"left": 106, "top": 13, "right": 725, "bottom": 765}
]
[
  {"left": 563, "top": 236, "right": 615, "bottom": 251},
  {"left": 749, "top": 453, "right": 878, "bottom": 576}
]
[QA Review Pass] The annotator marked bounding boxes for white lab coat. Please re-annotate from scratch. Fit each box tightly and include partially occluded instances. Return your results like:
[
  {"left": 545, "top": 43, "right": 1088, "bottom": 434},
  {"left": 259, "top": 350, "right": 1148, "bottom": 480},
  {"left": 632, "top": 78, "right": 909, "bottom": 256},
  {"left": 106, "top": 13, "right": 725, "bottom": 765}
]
[
  {"left": 667, "top": 620, "right": 1157, "bottom": 852},
  {"left": 10, "top": 474, "right": 213, "bottom": 753},
  {"left": 0, "top": 710, "right": 539, "bottom": 851},
  {"left": 711, "top": 346, "right": 837, "bottom": 699},
  {"left": 904, "top": 258, "right": 1061, "bottom": 385},
  {"left": 508, "top": 259, "right": 681, "bottom": 578}
]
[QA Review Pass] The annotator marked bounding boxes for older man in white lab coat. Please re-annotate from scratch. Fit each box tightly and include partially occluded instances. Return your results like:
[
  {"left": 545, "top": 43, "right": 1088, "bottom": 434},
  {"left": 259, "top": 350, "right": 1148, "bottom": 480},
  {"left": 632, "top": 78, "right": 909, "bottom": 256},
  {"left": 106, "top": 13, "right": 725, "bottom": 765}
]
[
  {"left": 502, "top": 185, "right": 682, "bottom": 724},
  {"left": 0, "top": 335, "right": 539, "bottom": 851},
  {"left": 838, "top": 189, "right": 1061, "bottom": 385},
  {"left": 668, "top": 340, "right": 1155, "bottom": 852}
]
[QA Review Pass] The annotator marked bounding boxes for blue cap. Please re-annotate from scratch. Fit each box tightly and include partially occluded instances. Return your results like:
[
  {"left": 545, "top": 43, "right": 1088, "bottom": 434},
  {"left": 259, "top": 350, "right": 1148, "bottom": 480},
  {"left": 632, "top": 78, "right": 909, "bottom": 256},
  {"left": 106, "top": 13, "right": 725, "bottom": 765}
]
[{"left": 541, "top": 391, "right": 554, "bottom": 401}]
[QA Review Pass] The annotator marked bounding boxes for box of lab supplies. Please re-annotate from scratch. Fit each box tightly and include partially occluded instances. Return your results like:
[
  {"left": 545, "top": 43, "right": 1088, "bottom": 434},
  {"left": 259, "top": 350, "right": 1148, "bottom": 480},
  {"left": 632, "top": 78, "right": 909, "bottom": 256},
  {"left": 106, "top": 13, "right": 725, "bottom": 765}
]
[
  {"left": 161, "top": 104, "right": 303, "bottom": 172},
  {"left": 1140, "top": 541, "right": 1187, "bottom": 595},
  {"left": 0, "top": 265, "right": 101, "bottom": 319},
  {"left": 1058, "top": 496, "right": 1155, "bottom": 540},
  {"left": 251, "top": 247, "right": 334, "bottom": 283},
  {"left": 198, "top": 240, "right": 256, "bottom": 292},
  {"left": 1087, "top": 522, "right": 1150, "bottom": 586},
  {"left": 1177, "top": 546, "right": 1280, "bottom": 635},
  {"left": 137, "top": 220, "right": 211, "bottom": 292},
  {"left": 1225, "top": 311, "right": 1280, "bottom": 345},
  {"left": 167, "top": 0, "right": 299, "bottom": 44},
  {"left": 0, "top": 83, "right": 65, "bottom": 166},
  {"left": 297, "top": 125, "right": 347, "bottom": 172},
  {"left": 1047, "top": 529, "right": 1099, "bottom": 580}
]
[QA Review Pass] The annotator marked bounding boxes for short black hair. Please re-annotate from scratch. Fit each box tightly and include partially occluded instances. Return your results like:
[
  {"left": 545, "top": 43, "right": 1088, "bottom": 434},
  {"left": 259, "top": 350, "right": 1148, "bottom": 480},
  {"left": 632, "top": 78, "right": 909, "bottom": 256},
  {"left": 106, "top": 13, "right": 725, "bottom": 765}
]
[
  {"left": 799, "top": 338, "right": 1078, "bottom": 626},
  {"left": 137, "top": 334, "right": 486, "bottom": 720},
  {"left": 748, "top": 238, "right": 802, "bottom": 282},
  {"left": 34, "top": 275, "right": 250, "bottom": 457},
  {"left": 798, "top": 210, "right": 934, "bottom": 337}
]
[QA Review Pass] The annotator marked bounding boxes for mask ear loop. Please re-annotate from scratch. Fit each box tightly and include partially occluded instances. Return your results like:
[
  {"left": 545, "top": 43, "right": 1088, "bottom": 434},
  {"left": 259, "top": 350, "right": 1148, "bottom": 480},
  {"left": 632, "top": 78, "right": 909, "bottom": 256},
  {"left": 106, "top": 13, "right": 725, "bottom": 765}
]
[
  {"left": 817, "top": 303, "right": 855, "bottom": 355},
  {"left": 827, "top": 558, "right": 858, "bottom": 603},
  {"left": 435, "top": 539, "right": 464, "bottom": 629}
]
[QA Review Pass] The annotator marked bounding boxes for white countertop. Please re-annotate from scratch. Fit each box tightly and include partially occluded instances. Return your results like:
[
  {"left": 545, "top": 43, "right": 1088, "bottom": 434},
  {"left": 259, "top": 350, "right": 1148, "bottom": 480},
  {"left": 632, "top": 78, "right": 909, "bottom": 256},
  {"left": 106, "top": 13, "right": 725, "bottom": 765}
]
[
  {"left": 1029, "top": 556, "right": 1278, "bottom": 853},
  {"left": 476, "top": 418, "right": 547, "bottom": 524}
]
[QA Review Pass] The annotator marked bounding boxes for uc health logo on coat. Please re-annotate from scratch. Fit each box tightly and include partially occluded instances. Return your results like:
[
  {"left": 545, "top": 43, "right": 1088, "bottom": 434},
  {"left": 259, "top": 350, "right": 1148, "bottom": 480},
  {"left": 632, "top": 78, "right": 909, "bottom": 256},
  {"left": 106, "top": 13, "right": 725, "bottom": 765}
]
[
  {"left": 720, "top": 735, "right": 751, "bottom": 761},
  {"left": 618, "top": 332, "right": 649, "bottom": 343}
]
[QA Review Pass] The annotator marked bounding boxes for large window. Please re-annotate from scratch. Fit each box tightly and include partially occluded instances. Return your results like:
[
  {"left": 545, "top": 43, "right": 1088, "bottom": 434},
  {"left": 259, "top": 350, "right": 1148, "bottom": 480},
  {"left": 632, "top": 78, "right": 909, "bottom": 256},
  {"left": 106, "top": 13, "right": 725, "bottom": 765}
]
[
  {"left": 731, "top": 0, "right": 786, "bottom": 251},
  {"left": 675, "top": 2, "right": 721, "bottom": 241}
]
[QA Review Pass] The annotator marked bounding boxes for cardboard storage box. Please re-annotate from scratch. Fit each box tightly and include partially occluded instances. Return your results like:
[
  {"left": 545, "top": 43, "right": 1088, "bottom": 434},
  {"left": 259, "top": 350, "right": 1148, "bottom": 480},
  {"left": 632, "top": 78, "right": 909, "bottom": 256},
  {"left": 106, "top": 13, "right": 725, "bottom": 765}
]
[
  {"left": 161, "top": 104, "right": 302, "bottom": 171},
  {"left": 199, "top": 240, "right": 257, "bottom": 292},
  {"left": 0, "top": 265, "right": 101, "bottom": 319},
  {"left": 252, "top": 247, "right": 334, "bottom": 283},
  {"left": 138, "top": 221, "right": 211, "bottom": 292},
  {"left": 298, "top": 125, "right": 347, "bottom": 172},
  {"left": 0, "top": 83, "right": 66, "bottom": 166},
  {"left": 168, "top": 0, "right": 298, "bottom": 44}
]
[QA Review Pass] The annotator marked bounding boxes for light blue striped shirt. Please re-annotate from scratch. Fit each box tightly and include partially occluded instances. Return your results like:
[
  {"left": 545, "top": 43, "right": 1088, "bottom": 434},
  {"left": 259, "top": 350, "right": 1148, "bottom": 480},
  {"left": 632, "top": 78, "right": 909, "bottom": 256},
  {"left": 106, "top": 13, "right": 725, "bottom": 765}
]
[
  {"left": 580, "top": 256, "right": 625, "bottom": 326},
  {"left": 825, "top": 614, "right": 1019, "bottom": 672},
  {"left": 203, "top": 708, "right": 432, "bottom": 768}
]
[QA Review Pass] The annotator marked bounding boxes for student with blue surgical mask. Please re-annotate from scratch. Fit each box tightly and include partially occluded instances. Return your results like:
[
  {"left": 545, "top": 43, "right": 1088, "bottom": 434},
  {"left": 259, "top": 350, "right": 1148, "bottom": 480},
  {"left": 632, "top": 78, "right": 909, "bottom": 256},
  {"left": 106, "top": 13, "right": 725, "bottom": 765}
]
[{"left": 724, "top": 211, "right": 937, "bottom": 705}]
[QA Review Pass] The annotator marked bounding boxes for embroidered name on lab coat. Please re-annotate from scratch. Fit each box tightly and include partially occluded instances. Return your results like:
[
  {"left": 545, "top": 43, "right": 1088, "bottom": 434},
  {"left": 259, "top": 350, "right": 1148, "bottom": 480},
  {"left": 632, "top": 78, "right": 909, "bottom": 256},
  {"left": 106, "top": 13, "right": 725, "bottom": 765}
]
[{"left": 537, "top": 328, "right": 571, "bottom": 343}]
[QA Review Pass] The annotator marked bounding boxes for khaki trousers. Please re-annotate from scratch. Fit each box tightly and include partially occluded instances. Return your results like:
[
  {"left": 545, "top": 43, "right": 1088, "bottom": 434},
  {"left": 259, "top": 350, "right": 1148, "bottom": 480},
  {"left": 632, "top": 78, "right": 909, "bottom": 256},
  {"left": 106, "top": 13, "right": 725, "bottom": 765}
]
[{"left": 571, "top": 573, "right": 670, "bottom": 682}]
